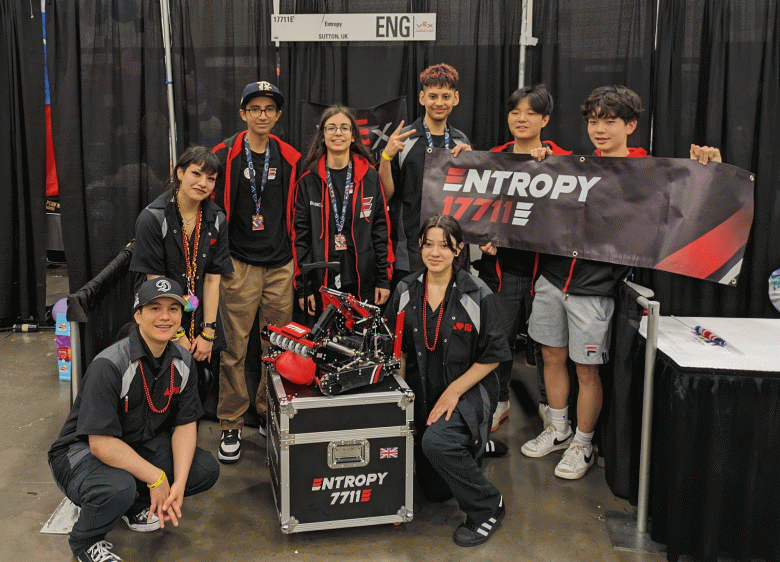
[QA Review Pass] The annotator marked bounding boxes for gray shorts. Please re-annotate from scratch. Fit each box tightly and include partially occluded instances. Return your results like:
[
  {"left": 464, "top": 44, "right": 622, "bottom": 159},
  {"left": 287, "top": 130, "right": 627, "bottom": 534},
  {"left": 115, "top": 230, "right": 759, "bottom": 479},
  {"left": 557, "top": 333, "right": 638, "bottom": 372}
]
[{"left": 528, "top": 275, "right": 615, "bottom": 365}]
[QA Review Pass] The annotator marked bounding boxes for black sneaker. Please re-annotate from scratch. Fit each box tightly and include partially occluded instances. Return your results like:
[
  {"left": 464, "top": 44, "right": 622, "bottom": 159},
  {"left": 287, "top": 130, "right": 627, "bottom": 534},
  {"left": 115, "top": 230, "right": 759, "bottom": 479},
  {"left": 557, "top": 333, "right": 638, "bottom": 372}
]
[
  {"left": 453, "top": 498, "right": 506, "bottom": 547},
  {"left": 76, "top": 540, "right": 123, "bottom": 561},
  {"left": 218, "top": 429, "right": 241, "bottom": 464},
  {"left": 483, "top": 438, "right": 509, "bottom": 458},
  {"left": 121, "top": 507, "right": 160, "bottom": 532}
]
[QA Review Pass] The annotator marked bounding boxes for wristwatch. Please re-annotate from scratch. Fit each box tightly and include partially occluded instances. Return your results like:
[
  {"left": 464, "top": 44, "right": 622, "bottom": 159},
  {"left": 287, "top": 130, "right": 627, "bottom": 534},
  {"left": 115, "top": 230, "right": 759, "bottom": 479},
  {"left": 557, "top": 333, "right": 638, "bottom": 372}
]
[{"left": 200, "top": 321, "right": 217, "bottom": 330}]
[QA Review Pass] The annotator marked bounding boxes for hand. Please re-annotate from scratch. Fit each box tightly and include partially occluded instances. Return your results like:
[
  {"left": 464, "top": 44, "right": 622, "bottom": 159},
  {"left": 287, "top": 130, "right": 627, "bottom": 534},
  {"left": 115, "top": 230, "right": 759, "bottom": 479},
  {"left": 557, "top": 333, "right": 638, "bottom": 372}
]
[
  {"left": 161, "top": 481, "right": 185, "bottom": 527},
  {"left": 148, "top": 472, "right": 171, "bottom": 528},
  {"left": 175, "top": 334, "right": 191, "bottom": 351},
  {"left": 426, "top": 385, "right": 463, "bottom": 425},
  {"left": 452, "top": 144, "right": 472, "bottom": 157},
  {"left": 531, "top": 146, "right": 553, "bottom": 161},
  {"left": 374, "top": 287, "right": 390, "bottom": 305},
  {"left": 382, "top": 121, "right": 416, "bottom": 159},
  {"left": 189, "top": 335, "right": 213, "bottom": 362},
  {"left": 479, "top": 242, "right": 497, "bottom": 256},
  {"left": 298, "top": 295, "right": 317, "bottom": 316},
  {"left": 690, "top": 144, "right": 722, "bottom": 164}
]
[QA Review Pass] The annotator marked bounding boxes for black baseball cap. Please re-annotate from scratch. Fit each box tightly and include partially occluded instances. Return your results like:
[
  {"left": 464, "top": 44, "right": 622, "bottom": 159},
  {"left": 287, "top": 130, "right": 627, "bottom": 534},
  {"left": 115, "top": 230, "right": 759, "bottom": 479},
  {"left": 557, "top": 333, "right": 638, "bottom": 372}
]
[
  {"left": 240, "top": 81, "right": 284, "bottom": 110},
  {"left": 133, "top": 277, "right": 187, "bottom": 311}
]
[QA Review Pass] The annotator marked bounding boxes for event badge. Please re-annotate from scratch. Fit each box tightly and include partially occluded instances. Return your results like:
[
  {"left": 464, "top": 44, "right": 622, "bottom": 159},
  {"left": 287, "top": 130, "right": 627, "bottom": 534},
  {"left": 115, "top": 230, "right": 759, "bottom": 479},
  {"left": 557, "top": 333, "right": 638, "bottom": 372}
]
[
  {"left": 252, "top": 214, "right": 264, "bottom": 231},
  {"left": 334, "top": 233, "right": 347, "bottom": 251}
]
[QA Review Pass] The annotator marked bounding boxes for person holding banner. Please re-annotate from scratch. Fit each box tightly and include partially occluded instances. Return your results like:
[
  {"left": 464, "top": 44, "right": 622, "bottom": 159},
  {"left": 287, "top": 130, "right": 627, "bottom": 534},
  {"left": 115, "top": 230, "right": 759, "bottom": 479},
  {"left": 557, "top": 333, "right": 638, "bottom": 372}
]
[
  {"left": 521, "top": 85, "right": 721, "bottom": 480},
  {"left": 131, "top": 146, "right": 232, "bottom": 406},
  {"left": 292, "top": 105, "right": 394, "bottom": 313},
  {"left": 478, "top": 84, "right": 572, "bottom": 434},
  {"left": 385, "top": 214, "right": 511, "bottom": 547},
  {"left": 211, "top": 81, "right": 301, "bottom": 464},
  {"left": 378, "top": 63, "right": 471, "bottom": 280}
]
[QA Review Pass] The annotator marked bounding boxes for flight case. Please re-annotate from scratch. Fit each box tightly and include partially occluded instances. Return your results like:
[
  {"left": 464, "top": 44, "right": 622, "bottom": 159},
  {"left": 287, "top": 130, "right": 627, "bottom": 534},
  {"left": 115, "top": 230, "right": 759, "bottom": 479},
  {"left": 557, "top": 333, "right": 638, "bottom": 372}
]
[{"left": 266, "top": 366, "right": 415, "bottom": 533}]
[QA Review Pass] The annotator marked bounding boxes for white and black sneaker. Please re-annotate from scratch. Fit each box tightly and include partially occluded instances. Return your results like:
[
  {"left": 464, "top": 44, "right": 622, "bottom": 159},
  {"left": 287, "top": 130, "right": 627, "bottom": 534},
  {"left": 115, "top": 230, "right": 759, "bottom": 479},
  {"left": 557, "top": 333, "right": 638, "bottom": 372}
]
[
  {"left": 218, "top": 429, "right": 242, "bottom": 464},
  {"left": 520, "top": 424, "right": 572, "bottom": 458},
  {"left": 77, "top": 540, "right": 123, "bottom": 562},
  {"left": 554, "top": 441, "right": 596, "bottom": 480},
  {"left": 121, "top": 507, "right": 160, "bottom": 532},
  {"left": 453, "top": 497, "right": 506, "bottom": 547}
]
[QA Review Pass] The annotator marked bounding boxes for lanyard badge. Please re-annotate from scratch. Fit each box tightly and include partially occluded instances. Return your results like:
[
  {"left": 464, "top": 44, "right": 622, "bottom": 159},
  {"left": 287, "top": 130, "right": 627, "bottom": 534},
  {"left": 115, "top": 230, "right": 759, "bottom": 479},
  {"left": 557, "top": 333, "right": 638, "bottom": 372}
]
[
  {"left": 243, "top": 136, "right": 270, "bottom": 231},
  {"left": 326, "top": 161, "right": 353, "bottom": 252},
  {"left": 422, "top": 121, "right": 451, "bottom": 150}
]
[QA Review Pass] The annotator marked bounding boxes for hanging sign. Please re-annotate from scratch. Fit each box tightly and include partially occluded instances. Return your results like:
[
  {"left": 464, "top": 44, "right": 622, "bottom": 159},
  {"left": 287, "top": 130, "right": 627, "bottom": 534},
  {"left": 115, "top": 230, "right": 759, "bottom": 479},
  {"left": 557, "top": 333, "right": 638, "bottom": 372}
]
[{"left": 271, "top": 13, "right": 437, "bottom": 42}]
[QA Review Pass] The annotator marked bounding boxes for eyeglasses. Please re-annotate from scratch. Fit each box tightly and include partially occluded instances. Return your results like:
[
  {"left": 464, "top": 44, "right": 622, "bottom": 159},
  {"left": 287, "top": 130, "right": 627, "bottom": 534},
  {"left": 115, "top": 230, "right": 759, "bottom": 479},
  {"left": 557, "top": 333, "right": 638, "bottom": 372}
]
[
  {"left": 323, "top": 124, "right": 353, "bottom": 135},
  {"left": 244, "top": 106, "right": 278, "bottom": 118}
]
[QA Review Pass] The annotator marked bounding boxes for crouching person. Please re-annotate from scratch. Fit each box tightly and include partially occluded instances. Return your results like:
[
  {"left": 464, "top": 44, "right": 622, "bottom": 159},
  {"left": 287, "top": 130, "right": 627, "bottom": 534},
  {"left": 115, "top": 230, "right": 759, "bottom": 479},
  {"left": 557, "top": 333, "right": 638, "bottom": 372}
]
[
  {"left": 385, "top": 215, "right": 512, "bottom": 546},
  {"left": 48, "top": 277, "right": 220, "bottom": 562}
]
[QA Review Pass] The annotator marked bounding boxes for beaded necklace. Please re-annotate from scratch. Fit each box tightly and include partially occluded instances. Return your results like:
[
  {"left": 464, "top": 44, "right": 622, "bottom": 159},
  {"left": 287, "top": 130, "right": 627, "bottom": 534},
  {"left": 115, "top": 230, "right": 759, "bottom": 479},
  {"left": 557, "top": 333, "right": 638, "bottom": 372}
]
[
  {"left": 138, "top": 360, "right": 175, "bottom": 414},
  {"left": 423, "top": 273, "right": 448, "bottom": 351},
  {"left": 177, "top": 196, "right": 202, "bottom": 340}
]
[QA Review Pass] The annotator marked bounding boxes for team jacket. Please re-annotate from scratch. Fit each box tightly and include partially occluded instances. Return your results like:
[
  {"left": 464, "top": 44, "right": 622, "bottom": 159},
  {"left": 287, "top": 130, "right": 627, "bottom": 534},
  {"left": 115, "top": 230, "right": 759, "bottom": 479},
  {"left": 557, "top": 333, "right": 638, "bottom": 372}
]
[
  {"left": 48, "top": 328, "right": 202, "bottom": 480},
  {"left": 390, "top": 116, "right": 469, "bottom": 272},
  {"left": 538, "top": 146, "right": 648, "bottom": 297},
  {"left": 131, "top": 189, "right": 233, "bottom": 351},
  {"left": 479, "top": 140, "right": 573, "bottom": 291},
  {"left": 211, "top": 131, "right": 301, "bottom": 230},
  {"left": 385, "top": 269, "right": 512, "bottom": 457},
  {"left": 291, "top": 154, "right": 394, "bottom": 298}
]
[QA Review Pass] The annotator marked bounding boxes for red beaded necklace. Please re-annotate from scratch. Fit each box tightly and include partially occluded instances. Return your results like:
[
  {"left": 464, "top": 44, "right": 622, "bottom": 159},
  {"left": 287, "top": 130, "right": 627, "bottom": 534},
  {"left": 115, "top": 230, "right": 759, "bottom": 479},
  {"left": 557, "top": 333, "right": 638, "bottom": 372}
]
[
  {"left": 177, "top": 197, "right": 202, "bottom": 340},
  {"left": 423, "top": 273, "right": 448, "bottom": 351},
  {"left": 138, "top": 360, "right": 175, "bottom": 414}
]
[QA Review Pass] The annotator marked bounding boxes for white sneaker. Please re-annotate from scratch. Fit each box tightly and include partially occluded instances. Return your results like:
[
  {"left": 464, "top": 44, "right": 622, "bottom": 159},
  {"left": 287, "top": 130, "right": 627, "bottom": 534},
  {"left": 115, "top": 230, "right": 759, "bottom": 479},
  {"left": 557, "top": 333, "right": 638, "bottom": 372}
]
[
  {"left": 218, "top": 429, "right": 242, "bottom": 464},
  {"left": 554, "top": 441, "right": 596, "bottom": 480},
  {"left": 491, "top": 401, "right": 510, "bottom": 432},
  {"left": 538, "top": 403, "right": 552, "bottom": 430},
  {"left": 121, "top": 507, "right": 160, "bottom": 532},
  {"left": 520, "top": 425, "right": 572, "bottom": 458}
]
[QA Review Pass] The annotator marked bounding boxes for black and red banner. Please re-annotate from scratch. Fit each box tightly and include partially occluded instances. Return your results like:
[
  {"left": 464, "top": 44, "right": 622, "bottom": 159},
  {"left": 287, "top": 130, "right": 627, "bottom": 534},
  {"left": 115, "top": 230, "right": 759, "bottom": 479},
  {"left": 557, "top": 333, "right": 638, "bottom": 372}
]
[
  {"left": 421, "top": 149, "right": 754, "bottom": 285},
  {"left": 301, "top": 98, "right": 407, "bottom": 164}
]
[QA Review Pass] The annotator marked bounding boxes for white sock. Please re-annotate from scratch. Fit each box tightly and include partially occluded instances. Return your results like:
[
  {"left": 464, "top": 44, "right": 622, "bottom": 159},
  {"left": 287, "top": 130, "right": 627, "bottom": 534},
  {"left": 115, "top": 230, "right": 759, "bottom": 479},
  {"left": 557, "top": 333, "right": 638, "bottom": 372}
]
[
  {"left": 549, "top": 406, "right": 570, "bottom": 435},
  {"left": 574, "top": 428, "right": 594, "bottom": 453}
]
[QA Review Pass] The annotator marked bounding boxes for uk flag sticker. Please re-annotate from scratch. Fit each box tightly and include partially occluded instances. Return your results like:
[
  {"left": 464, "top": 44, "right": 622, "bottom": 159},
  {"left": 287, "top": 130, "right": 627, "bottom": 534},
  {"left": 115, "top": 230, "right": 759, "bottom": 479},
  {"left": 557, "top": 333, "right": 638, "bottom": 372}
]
[{"left": 379, "top": 447, "right": 398, "bottom": 459}]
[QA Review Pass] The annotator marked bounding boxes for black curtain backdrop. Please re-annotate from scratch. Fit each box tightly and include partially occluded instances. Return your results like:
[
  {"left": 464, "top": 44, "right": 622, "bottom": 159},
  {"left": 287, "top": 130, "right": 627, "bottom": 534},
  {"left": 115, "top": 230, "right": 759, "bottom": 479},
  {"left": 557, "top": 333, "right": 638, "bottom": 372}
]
[
  {"left": 638, "top": 0, "right": 780, "bottom": 318},
  {"left": 526, "top": 0, "right": 656, "bottom": 154},
  {"left": 0, "top": 0, "right": 47, "bottom": 326},
  {"left": 48, "top": 0, "right": 167, "bottom": 293}
]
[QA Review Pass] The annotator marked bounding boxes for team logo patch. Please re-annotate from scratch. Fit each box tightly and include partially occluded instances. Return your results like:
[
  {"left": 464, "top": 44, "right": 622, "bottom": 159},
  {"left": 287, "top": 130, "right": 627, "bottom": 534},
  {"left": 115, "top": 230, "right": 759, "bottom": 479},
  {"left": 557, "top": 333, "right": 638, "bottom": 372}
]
[
  {"left": 453, "top": 322, "right": 473, "bottom": 332},
  {"left": 268, "top": 168, "right": 277, "bottom": 180},
  {"left": 585, "top": 345, "right": 598, "bottom": 356},
  {"left": 379, "top": 447, "right": 398, "bottom": 459},
  {"left": 360, "top": 197, "right": 373, "bottom": 219},
  {"left": 155, "top": 279, "right": 172, "bottom": 292}
]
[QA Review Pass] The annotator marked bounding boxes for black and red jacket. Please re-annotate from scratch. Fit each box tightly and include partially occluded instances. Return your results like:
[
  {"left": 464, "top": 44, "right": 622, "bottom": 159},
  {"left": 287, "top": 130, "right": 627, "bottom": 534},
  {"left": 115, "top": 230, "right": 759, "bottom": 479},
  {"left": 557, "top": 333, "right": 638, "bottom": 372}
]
[
  {"left": 291, "top": 154, "right": 394, "bottom": 299},
  {"left": 481, "top": 140, "right": 572, "bottom": 292},
  {"left": 538, "top": 146, "right": 648, "bottom": 297},
  {"left": 211, "top": 131, "right": 301, "bottom": 232}
]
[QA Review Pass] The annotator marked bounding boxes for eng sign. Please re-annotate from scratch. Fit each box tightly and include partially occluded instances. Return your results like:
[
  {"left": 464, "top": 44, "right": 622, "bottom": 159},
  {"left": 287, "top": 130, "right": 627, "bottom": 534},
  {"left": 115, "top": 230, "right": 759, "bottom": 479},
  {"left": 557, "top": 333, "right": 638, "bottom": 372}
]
[{"left": 271, "top": 13, "right": 436, "bottom": 42}]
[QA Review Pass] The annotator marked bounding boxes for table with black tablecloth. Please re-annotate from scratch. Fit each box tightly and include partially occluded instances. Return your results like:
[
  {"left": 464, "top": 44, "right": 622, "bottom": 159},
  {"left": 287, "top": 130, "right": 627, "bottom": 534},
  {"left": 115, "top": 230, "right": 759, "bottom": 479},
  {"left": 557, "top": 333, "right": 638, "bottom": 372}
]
[{"left": 639, "top": 317, "right": 780, "bottom": 562}]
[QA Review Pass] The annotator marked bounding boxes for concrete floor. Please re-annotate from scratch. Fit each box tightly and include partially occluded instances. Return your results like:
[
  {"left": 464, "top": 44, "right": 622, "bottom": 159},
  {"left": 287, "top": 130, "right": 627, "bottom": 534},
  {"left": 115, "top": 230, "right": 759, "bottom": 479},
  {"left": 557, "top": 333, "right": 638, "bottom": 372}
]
[{"left": 2, "top": 263, "right": 677, "bottom": 562}]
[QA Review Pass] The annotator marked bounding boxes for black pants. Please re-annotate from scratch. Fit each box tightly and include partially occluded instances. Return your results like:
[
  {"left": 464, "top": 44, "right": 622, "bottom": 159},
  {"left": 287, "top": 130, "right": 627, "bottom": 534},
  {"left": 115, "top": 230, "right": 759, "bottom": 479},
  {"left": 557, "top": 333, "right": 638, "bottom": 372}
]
[
  {"left": 416, "top": 410, "right": 501, "bottom": 525},
  {"left": 53, "top": 432, "right": 219, "bottom": 556}
]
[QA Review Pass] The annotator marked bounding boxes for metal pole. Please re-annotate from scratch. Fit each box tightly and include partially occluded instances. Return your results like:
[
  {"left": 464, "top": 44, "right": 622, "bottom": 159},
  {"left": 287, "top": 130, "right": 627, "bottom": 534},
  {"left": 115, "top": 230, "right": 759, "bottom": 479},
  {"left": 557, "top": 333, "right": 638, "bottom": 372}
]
[
  {"left": 635, "top": 298, "right": 660, "bottom": 534},
  {"left": 518, "top": 0, "right": 538, "bottom": 89},
  {"left": 69, "top": 321, "right": 82, "bottom": 405},
  {"left": 159, "top": 0, "right": 177, "bottom": 166}
]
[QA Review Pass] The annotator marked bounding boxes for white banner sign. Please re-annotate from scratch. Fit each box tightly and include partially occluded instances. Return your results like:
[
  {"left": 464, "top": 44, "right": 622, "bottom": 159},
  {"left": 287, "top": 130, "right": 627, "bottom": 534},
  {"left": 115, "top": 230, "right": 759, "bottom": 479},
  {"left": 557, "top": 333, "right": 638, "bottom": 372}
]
[{"left": 271, "top": 13, "right": 437, "bottom": 42}]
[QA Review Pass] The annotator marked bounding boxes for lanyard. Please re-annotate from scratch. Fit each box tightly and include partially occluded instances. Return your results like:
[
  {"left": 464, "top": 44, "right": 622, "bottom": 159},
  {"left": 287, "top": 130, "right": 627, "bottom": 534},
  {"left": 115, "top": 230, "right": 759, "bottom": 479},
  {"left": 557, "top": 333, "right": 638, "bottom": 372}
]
[
  {"left": 243, "top": 136, "right": 270, "bottom": 215},
  {"left": 422, "top": 121, "right": 450, "bottom": 149},
  {"left": 326, "top": 160, "right": 353, "bottom": 235}
]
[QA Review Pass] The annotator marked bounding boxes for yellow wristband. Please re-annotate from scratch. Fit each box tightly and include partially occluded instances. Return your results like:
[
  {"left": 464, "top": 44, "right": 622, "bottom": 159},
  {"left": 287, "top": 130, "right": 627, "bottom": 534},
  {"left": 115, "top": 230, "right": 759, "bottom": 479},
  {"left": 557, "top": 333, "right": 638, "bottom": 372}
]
[
  {"left": 172, "top": 329, "right": 185, "bottom": 341},
  {"left": 381, "top": 150, "right": 393, "bottom": 161},
  {"left": 200, "top": 331, "right": 215, "bottom": 342},
  {"left": 148, "top": 470, "right": 166, "bottom": 489}
]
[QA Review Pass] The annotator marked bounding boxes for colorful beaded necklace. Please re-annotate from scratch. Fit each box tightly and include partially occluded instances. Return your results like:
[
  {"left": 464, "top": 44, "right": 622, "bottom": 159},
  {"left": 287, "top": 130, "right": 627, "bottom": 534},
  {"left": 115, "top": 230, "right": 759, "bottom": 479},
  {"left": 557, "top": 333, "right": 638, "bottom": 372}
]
[
  {"left": 177, "top": 196, "right": 202, "bottom": 340},
  {"left": 138, "top": 361, "right": 175, "bottom": 414}
]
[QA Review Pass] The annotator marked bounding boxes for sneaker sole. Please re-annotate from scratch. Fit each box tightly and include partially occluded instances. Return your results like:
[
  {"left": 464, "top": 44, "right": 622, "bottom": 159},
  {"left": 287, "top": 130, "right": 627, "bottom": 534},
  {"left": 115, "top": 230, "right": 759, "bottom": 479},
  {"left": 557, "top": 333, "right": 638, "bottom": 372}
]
[
  {"left": 490, "top": 409, "right": 510, "bottom": 432},
  {"left": 554, "top": 456, "right": 595, "bottom": 480},
  {"left": 121, "top": 515, "right": 161, "bottom": 532},
  {"left": 520, "top": 438, "right": 571, "bottom": 458},
  {"left": 218, "top": 450, "right": 241, "bottom": 464}
]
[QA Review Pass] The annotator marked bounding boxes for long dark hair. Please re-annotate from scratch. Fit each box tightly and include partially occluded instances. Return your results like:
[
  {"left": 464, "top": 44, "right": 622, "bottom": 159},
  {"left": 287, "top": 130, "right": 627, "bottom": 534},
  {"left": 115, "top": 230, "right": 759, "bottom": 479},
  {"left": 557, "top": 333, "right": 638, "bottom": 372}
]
[
  {"left": 418, "top": 214, "right": 467, "bottom": 272},
  {"left": 170, "top": 146, "right": 220, "bottom": 192},
  {"left": 302, "top": 105, "right": 376, "bottom": 171}
]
